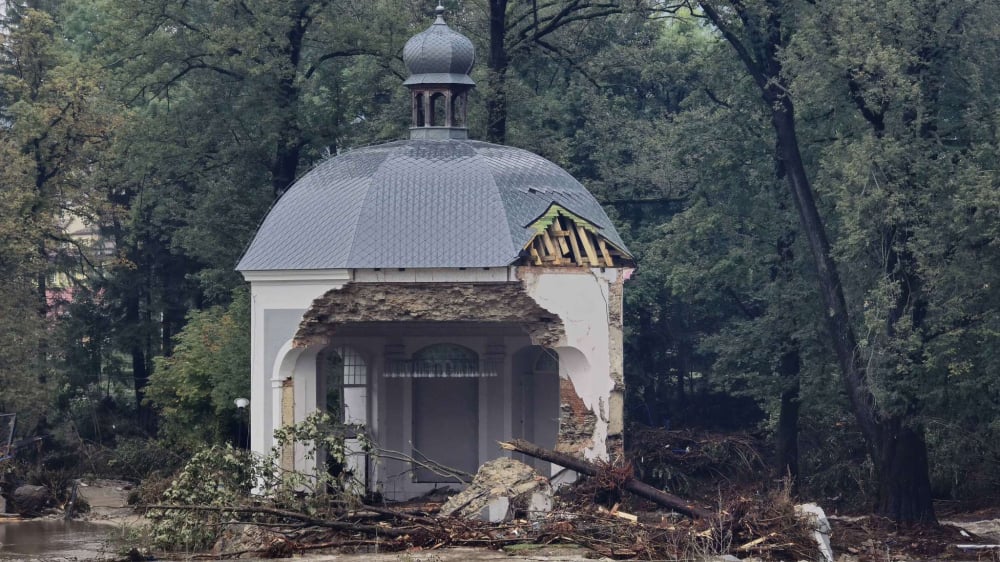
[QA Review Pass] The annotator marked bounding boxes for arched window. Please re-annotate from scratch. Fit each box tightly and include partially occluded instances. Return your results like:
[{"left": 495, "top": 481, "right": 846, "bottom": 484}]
[
  {"left": 414, "top": 93, "right": 426, "bottom": 127},
  {"left": 318, "top": 346, "right": 367, "bottom": 425},
  {"left": 411, "top": 343, "right": 478, "bottom": 378},
  {"left": 533, "top": 348, "right": 559, "bottom": 373},
  {"left": 450, "top": 94, "right": 463, "bottom": 126},
  {"left": 429, "top": 92, "right": 446, "bottom": 126}
]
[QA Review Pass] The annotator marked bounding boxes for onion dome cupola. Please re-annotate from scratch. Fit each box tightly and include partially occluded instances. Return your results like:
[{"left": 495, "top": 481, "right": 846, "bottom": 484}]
[{"left": 402, "top": 4, "right": 475, "bottom": 139}]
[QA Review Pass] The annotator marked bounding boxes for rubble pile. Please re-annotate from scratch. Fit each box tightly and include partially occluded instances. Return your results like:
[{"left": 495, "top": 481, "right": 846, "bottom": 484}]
[{"left": 439, "top": 457, "right": 552, "bottom": 522}]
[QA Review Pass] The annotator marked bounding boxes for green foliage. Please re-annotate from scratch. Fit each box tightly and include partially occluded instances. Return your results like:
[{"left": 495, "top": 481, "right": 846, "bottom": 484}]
[
  {"left": 0, "top": 4, "right": 115, "bottom": 429},
  {"left": 147, "top": 412, "right": 357, "bottom": 551},
  {"left": 90, "top": 0, "right": 408, "bottom": 299},
  {"left": 98, "top": 437, "right": 186, "bottom": 481},
  {"left": 145, "top": 288, "right": 251, "bottom": 450},
  {"left": 149, "top": 446, "right": 265, "bottom": 550},
  {"left": 779, "top": 0, "right": 1000, "bottom": 423},
  {"left": 0, "top": 279, "right": 54, "bottom": 427}
]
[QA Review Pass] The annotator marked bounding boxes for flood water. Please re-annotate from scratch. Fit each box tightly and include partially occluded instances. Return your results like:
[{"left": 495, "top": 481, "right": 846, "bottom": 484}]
[{"left": 0, "top": 519, "right": 112, "bottom": 561}]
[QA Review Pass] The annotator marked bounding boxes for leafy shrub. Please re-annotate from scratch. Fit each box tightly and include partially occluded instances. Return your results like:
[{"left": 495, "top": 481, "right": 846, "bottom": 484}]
[
  {"left": 148, "top": 446, "right": 263, "bottom": 550},
  {"left": 926, "top": 420, "right": 1000, "bottom": 503},
  {"left": 146, "top": 412, "right": 361, "bottom": 551},
  {"left": 145, "top": 289, "right": 250, "bottom": 452}
]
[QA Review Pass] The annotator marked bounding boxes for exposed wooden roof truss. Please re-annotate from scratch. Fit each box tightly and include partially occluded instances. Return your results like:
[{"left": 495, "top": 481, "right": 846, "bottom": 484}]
[{"left": 523, "top": 211, "right": 629, "bottom": 268}]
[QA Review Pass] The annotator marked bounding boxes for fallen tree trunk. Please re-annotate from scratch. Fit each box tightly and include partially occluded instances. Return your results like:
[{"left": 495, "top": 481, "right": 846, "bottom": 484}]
[{"left": 499, "top": 439, "right": 714, "bottom": 519}]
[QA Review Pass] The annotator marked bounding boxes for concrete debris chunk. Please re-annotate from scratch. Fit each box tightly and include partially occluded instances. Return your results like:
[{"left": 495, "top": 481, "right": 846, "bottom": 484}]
[
  {"left": 440, "top": 457, "right": 552, "bottom": 522},
  {"left": 794, "top": 502, "right": 834, "bottom": 562}
]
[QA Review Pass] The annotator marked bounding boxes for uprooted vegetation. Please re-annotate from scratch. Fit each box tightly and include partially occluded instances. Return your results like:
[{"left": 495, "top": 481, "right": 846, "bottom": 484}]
[
  {"left": 142, "top": 457, "right": 819, "bottom": 560},
  {"left": 131, "top": 418, "right": 825, "bottom": 560},
  {"left": 9, "top": 419, "right": 996, "bottom": 561},
  {"left": 627, "top": 425, "right": 768, "bottom": 500}
]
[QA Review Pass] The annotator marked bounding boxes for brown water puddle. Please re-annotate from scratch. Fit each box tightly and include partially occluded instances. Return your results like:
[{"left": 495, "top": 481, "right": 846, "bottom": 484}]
[{"left": 0, "top": 519, "right": 111, "bottom": 560}]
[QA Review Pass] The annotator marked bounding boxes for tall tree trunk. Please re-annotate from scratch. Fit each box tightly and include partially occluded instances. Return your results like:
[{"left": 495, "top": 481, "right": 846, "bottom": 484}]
[
  {"left": 131, "top": 344, "right": 152, "bottom": 430},
  {"left": 699, "top": 0, "right": 936, "bottom": 523},
  {"left": 35, "top": 240, "right": 49, "bottom": 383},
  {"left": 486, "top": 0, "right": 509, "bottom": 144},
  {"left": 125, "top": 259, "right": 155, "bottom": 433},
  {"left": 271, "top": 5, "right": 309, "bottom": 196},
  {"left": 270, "top": 72, "right": 303, "bottom": 196},
  {"left": 774, "top": 347, "right": 800, "bottom": 488},
  {"left": 769, "top": 104, "right": 879, "bottom": 444},
  {"left": 771, "top": 97, "right": 935, "bottom": 524},
  {"left": 877, "top": 419, "right": 935, "bottom": 523},
  {"left": 126, "top": 290, "right": 150, "bottom": 431}
]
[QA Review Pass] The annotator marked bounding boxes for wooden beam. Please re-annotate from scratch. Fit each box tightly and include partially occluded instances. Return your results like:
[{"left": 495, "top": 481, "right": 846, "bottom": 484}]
[
  {"left": 577, "top": 225, "right": 600, "bottom": 266},
  {"left": 550, "top": 220, "right": 571, "bottom": 255},
  {"left": 529, "top": 245, "right": 542, "bottom": 265},
  {"left": 541, "top": 230, "right": 562, "bottom": 265},
  {"left": 598, "top": 238, "right": 614, "bottom": 267},
  {"left": 564, "top": 218, "right": 584, "bottom": 265}
]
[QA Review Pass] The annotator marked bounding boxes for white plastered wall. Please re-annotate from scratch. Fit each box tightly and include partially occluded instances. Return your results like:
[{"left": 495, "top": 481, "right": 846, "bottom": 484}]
[
  {"left": 243, "top": 269, "right": 351, "bottom": 460},
  {"left": 517, "top": 267, "right": 619, "bottom": 461}
]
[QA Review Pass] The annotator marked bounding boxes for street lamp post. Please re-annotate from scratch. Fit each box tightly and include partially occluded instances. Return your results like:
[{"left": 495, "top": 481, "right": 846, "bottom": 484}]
[{"left": 234, "top": 398, "right": 249, "bottom": 449}]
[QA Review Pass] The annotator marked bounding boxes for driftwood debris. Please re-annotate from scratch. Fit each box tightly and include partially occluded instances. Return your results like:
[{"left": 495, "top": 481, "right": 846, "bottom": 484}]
[
  {"left": 146, "top": 504, "right": 419, "bottom": 537},
  {"left": 64, "top": 481, "right": 79, "bottom": 520},
  {"left": 498, "top": 438, "right": 715, "bottom": 519},
  {"left": 142, "top": 473, "right": 828, "bottom": 559}
]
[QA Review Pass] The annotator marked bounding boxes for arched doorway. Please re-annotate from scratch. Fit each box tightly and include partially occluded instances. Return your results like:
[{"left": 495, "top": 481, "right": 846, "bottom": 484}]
[
  {"left": 512, "top": 346, "right": 560, "bottom": 473},
  {"left": 410, "top": 343, "right": 479, "bottom": 482}
]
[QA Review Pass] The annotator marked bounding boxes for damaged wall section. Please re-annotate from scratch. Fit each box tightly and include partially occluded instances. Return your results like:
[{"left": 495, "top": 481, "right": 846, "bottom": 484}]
[
  {"left": 294, "top": 282, "right": 565, "bottom": 348},
  {"left": 272, "top": 268, "right": 625, "bottom": 479},
  {"left": 557, "top": 376, "right": 598, "bottom": 454},
  {"left": 518, "top": 267, "right": 626, "bottom": 462}
]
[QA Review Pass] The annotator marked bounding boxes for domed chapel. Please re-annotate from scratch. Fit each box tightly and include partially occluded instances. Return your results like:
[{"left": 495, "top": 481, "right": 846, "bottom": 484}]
[{"left": 237, "top": 5, "right": 635, "bottom": 500}]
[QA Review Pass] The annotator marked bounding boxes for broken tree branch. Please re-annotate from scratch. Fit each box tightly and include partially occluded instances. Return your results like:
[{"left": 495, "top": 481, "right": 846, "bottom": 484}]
[
  {"left": 498, "top": 439, "right": 715, "bottom": 519},
  {"left": 145, "top": 504, "right": 417, "bottom": 537},
  {"left": 369, "top": 444, "right": 472, "bottom": 484}
]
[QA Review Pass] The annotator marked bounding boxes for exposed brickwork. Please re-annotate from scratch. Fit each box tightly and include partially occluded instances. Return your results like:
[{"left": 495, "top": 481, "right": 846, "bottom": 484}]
[
  {"left": 556, "top": 376, "right": 597, "bottom": 455},
  {"left": 607, "top": 272, "right": 626, "bottom": 458},
  {"left": 281, "top": 379, "right": 295, "bottom": 471}
]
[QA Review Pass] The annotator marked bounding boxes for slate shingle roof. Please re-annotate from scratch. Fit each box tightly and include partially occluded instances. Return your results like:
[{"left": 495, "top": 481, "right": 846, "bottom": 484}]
[{"left": 236, "top": 139, "right": 631, "bottom": 271}]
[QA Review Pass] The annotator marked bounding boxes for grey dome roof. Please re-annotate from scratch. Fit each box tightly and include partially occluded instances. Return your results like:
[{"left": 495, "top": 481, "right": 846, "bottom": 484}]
[
  {"left": 402, "top": 6, "right": 475, "bottom": 86},
  {"left": 237, "top": 139, "right": 630, "bottom": 271}
]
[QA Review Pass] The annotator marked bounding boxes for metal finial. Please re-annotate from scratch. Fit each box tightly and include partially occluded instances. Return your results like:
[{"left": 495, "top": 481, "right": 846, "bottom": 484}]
[{"left": 435, "top": 3, "right": 446, "bottom": 23}]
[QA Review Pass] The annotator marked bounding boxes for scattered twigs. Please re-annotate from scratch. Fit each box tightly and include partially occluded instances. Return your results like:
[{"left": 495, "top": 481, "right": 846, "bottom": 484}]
[
  {"left": 628, "top": 425, "right": 766, "bottom": 495},
  {"left": 150, "top": 492, "right": 824, "bottom": 561},
  {"left": 145, "top": 504, "right": 417, "bottom": 537},
  {"left": 370, "top": 445, "right": 472, "bottom": 483},
  {"left": 499, "top": 439, "right": 715, "bottom": 519},
  {"left": 142, "top": 436, "right": 825, "bottom": 560},
  {"left": 359, "top": 503, "right": 438, "bottom": 525},
  {"left": 737, "top": 531, "right": 777, "bottom": 551}
]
